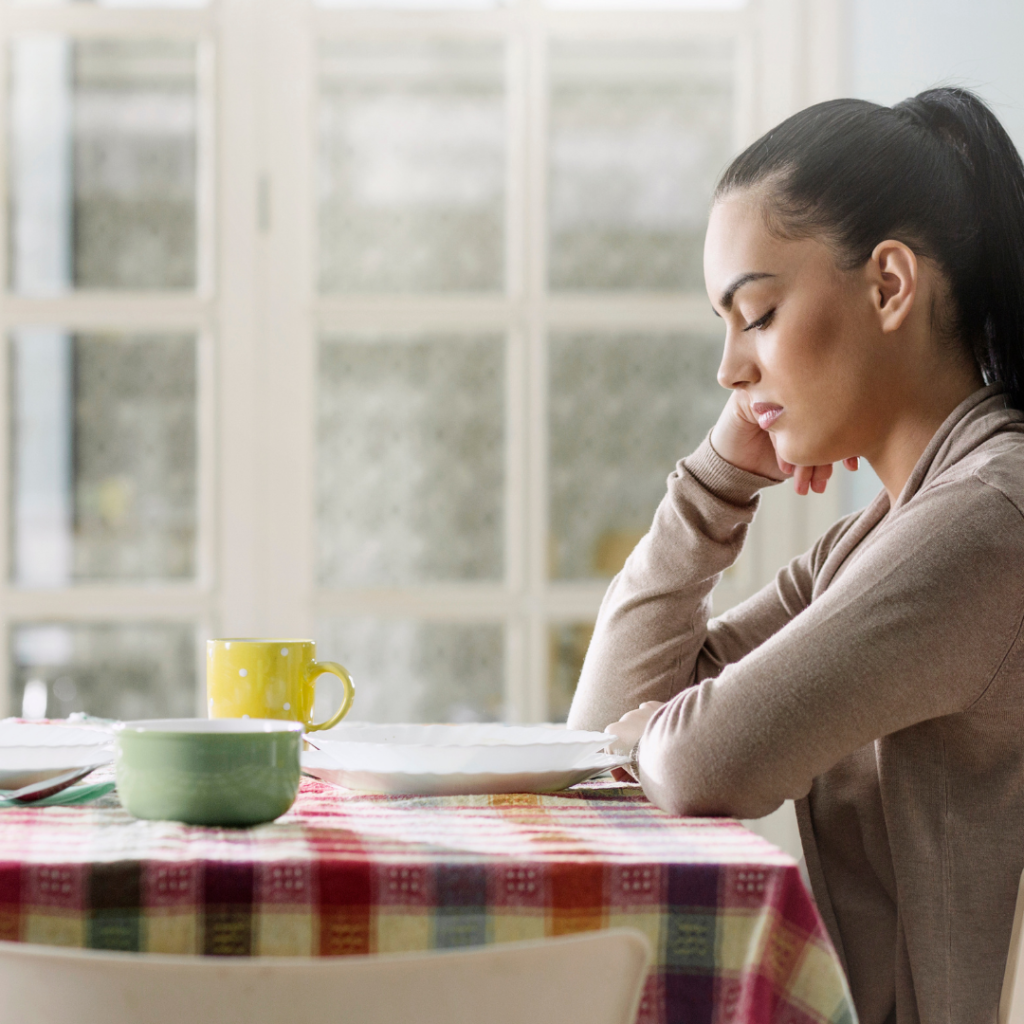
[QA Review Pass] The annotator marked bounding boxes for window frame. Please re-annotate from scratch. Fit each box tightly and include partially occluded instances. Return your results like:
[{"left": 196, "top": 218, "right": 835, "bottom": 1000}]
[{"left": 0, "top": 0, "right": 843, "bottom": 721}]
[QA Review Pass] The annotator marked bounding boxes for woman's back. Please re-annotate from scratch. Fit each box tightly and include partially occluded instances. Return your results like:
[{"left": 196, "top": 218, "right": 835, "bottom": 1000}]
[
  {"left": 569, "top": 386, "right": 1024, "bottom": 1022},
  {"left": 569, "top": 85, "right": 1024, "bottom": 1023}
]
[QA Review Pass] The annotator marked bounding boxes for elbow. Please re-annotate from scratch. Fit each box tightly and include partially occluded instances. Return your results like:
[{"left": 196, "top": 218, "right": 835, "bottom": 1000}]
[
  {"left": 565, "top": 704, "right": 607, "bottom": 734},
  {"left": 641, "top": 776, "right": 749, "bottom": 819},
  {"left": 636, "top": 688, "right": 796, "bottom": 820},
  {"left": 638, "top": 752, "right": 785, "bottom": 820},
  {"left": 564, "top": 705, "right": 586, "bottom": 732}
]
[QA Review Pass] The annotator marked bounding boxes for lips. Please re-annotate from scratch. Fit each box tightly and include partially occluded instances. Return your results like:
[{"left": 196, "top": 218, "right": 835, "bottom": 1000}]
[{"left": 751, "top": 402, "right": 783, "bottom": 430}]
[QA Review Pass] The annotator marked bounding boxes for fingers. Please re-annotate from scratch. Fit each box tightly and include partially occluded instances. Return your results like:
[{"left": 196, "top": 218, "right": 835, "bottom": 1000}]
[
  {"left": 792, "top": 465, "right": 812, "bottom": 495},
  {"left": 810, "top": 463, "right": 833, "bottom": 494},
  {"left": 784, "top": 456, "right": 862, "bottom": 496},
  {"left": 791, "top": 462, "right": 833, "bottom": 496},
  {"left": 605, "top": 718, "right": 640, "bottom": 754},
  {"left": 606, "top": 702, "right": 666, "bottom": 755}
]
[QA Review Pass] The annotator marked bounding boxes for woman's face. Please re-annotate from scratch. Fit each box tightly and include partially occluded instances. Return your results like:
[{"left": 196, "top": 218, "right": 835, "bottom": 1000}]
[{"left": 703, "top": 191, "right": 893, "bottom": 468}]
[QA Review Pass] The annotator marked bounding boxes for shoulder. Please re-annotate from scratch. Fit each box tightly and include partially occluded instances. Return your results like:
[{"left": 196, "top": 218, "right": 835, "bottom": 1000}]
[
  {"left": 967, "top": 431, "right": 1024, "bottom": 520},
  {"left": 888, "top": 443, "right": 1024, "bottom": 594},
  {"left": 929, "top": 427, "right": 1024, "bottom": 524},
  {"left": 805, "top": 508, "right": 869, "bottom": 574}
]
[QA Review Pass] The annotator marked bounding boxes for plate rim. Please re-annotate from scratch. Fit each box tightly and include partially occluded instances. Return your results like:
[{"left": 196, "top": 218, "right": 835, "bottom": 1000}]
[
  {"left": 308, "top": 725, "right": 614, "bottom": 749},
  {"left": 300, "top": 749, "right": 630, "bottom": 779}
]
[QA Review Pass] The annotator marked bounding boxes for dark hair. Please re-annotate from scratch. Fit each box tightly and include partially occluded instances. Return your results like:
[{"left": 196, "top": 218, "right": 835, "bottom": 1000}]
[{"left": 715, "top": 88, "right": 1024, "bottom": 409}]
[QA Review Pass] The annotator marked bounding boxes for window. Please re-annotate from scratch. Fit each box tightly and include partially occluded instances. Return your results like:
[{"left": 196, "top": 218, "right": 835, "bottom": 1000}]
[{"left": 0, "top": 0, "right": 843, "bottom": 723}]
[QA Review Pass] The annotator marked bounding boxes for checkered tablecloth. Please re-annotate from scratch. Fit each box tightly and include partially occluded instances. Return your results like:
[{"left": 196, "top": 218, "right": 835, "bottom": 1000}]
[{"left": 0, "top": 776, "right": 855, "bottom": 1024}]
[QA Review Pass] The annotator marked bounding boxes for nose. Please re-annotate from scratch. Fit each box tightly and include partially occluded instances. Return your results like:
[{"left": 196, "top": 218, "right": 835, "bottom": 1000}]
[{"left": 716, "top": 328, "right": 761, "bottom": 391}]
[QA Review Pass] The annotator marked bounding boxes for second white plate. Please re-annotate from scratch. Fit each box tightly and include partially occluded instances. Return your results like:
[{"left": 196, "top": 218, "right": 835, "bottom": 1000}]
[
  {"left": 0, "top": 722, "right": 114, "bottom": 790},
  {"left": 301, "top": 749, "right": 630, "bottom": 797}
]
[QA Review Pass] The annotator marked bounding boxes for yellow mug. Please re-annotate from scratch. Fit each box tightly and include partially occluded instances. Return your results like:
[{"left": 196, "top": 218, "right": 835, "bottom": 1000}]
[{"left": 206, "top": 639, "right": 355, "bottom": 732}]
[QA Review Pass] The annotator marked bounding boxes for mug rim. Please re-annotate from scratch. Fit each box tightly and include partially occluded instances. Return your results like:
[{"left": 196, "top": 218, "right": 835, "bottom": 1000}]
[{"left": 207, "top": 638, "right": 314, "bottom": 645}]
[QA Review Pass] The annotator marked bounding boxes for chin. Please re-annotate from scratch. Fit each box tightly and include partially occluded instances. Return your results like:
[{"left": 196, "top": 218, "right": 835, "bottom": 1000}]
[{"left": 774, "top": 435, "right": 830, "bottom": 469}]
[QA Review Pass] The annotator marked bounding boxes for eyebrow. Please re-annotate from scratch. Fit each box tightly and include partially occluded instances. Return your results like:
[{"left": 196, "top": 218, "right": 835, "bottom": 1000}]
[{"left": 714, "top": 272, "right": 776, "bottom": 315}]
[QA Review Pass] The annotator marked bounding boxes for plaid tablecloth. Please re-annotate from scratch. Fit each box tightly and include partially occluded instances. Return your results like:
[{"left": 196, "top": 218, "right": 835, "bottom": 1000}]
[{"left": 0, "top": 775, "right": 855, "bottom": 1024}]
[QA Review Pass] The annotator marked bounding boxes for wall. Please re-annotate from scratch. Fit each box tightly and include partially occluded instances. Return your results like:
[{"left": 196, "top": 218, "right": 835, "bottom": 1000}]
[{"left": 850, "top": 0, "right": 1024, "bottom": 151}]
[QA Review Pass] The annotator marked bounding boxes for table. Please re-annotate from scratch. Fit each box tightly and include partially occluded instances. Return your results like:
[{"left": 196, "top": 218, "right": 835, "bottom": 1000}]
[{"left": 0, "top": 776, "right": 856, "bottom": 1024}]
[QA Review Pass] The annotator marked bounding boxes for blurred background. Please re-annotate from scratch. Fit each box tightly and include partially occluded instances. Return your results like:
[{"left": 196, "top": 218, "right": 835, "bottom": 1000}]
[{"left": 1, "top": 0, "right": 1020, "bottom": 733}]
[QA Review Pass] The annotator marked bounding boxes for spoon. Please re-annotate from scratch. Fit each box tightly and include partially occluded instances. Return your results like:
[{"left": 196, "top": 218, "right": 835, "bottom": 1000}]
[{"left": 3, "top": 764, "right": 106, "bottom": 804}]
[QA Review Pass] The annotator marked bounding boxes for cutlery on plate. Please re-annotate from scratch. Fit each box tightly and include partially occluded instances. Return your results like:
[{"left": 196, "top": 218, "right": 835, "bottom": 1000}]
[{"left": 3, "top": 764, "right": 106, "bottom": 804}]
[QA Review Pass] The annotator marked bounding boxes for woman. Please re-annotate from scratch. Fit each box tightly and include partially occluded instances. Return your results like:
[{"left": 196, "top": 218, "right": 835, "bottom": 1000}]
[{"left": 566, "top": 87, "right": 1024, "bottom": 1024}]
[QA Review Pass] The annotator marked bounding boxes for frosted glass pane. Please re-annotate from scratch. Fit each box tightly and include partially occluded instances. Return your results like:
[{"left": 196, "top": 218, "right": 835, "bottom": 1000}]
[
  {"left": 318, "top": 334, "right": 504, "bottom": 585},
  {"left": 318, "top": 42, "right": 505, "bottom": 293},
  {"left": 16, "top": 0, "right": 202, "bottom": 6},
  {"left": 315, "top": 619, "right": 504, "bottom": 723},
  {"left": 317, "top": 0, "right": 499, "bottom": 7},
  {"left": 549, "top": 0, "right": 744, "bottom": 7},
  {"left": 549, "top": 622, "right": 593, "bottom": 723},
  {"left": 549, "top": 331, "right": 725, "bottom": 579},
  {"left": 12, "top": 623, "right": 196, "bottom": 721},
  {"left": 548, "top": 41, "right": 733, "bottom": 290},
  {"left": 10, "top": 330, "right": 197, "bottom": 585},
  {"left": 8, "top": 37, "right": 197, "bottom": 293},
  {"left": 15, "top": 1, "right": 205, "bottom": 7}
]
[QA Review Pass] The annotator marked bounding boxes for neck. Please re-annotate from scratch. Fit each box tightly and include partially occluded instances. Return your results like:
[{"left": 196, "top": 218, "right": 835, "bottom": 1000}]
[{"left": 865, "top": 362, "right": 984, "bottom": 504}]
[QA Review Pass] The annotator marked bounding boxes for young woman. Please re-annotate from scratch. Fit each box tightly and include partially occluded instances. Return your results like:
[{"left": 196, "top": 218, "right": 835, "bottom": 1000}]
[{"left": 566, "top": 88, "right": 1024, "bottom": 1024}]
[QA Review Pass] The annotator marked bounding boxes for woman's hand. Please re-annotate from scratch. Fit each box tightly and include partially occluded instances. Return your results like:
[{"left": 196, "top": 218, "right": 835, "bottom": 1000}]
[
  {"left": 709, "top": 391, "right": 858, "bottom": 496},
  {"left": 606, "top": 701, "right": 665, "bottom": 754},
  {"left": 606, "top": 701, "right": 665, "bottom": 782}
]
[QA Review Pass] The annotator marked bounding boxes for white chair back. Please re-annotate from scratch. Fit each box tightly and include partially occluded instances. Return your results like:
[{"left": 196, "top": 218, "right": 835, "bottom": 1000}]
[
  {"left": 0, "top": 927, "right": 652, "bottom": 1024},
  {"left": 1002, "top": 870, "right": 1024, "bottom": 1024}
]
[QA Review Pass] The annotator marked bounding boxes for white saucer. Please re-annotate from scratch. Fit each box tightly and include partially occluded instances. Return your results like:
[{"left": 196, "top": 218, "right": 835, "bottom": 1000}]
[
  {"left": 301, "top": 749, "right": 631, "bottom": 797},
  {"left": 0, "top": 722, "right": 114, "bottom": 790}
]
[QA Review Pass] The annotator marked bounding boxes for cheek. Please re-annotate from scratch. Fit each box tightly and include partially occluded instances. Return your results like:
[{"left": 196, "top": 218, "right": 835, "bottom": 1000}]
[
  {"left": 770, "top": 302, "right": 868, "bottom": 458},
  {"left": 783, "top": 298, "right": 860, "bottom": 389}
]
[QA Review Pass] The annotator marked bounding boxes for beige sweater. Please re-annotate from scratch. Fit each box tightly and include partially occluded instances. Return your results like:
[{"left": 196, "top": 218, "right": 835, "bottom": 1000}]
[{"left": 567, "top": 385, "right": 1024, "bottom": 1024}]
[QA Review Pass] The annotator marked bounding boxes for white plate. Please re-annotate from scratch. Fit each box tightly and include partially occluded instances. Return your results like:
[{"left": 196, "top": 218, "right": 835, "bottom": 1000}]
[
  {"left": 301, "top": 749, "right": 630, "bottom": 796},
  {"left": 0, "top": 722, "right": 114, "bottom": 790},
  {"left": 308, "top": 723, "right": 614, "bottom": 775}
]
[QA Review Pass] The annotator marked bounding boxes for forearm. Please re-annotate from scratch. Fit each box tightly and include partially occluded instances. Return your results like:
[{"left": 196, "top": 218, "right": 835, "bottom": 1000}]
[
  {"left": 567, "top": 437, "right": 778, "bottom": 732},
  {"left": 634, "top": 482, "right": 1024, "bottom": 819}
]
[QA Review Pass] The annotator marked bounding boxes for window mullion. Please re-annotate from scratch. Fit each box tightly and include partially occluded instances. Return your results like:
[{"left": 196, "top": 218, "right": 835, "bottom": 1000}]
[
  {"left": 523, "top": 0, "right": 549, "bottom": 722},
  {"left": 253, "top": 0, "right": 317, "bottom": 638},
  {"left": 217, "top": 0, "right": 266, "bottom": 637}
]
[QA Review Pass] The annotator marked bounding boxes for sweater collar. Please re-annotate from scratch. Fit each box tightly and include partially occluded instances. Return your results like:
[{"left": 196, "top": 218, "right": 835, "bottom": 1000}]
[
  {"left": 890, "top": 383, "right": 1021, "bottom": 513},
  {"left": 810, "top": 384, "right": 1018, "bottom": 598}
]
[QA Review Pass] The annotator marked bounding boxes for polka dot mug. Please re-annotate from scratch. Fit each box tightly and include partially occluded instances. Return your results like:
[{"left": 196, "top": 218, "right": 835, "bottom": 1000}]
[{"left": 206, "top": 639, "right": 355, "bottom": 731}]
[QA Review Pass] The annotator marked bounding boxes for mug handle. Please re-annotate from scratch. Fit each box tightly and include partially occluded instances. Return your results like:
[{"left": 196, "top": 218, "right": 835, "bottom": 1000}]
[{"left": 305, "top": 661, "right": 356, "bottom": 732}]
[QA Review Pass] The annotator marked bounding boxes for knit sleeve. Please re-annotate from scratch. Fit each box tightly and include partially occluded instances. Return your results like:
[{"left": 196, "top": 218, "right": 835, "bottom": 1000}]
[
  {"left": 635, "top": 478, "right": 1024, "bottom": 819},
  {"left": 566, "top": 435, "right": 795, "bottom": 733}
]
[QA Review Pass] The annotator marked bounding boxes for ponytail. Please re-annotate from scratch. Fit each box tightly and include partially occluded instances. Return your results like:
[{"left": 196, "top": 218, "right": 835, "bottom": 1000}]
[{"left": 716, "top": 87, "right": 1024, "bottom": 409}]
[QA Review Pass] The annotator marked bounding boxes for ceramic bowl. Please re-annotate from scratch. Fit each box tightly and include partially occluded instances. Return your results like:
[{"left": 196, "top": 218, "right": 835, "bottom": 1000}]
[{"left": 115, "top": 718, "right": 303, "bottom": 827}]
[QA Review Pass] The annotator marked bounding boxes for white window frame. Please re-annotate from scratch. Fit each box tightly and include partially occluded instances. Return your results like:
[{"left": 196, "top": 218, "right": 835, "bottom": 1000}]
[{"left": 0, "top": 0, "right": 842, "bottom": 721}]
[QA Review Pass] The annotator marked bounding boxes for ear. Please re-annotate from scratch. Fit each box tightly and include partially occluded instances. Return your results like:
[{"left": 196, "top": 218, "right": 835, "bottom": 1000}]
[{"left": 869, "top": 239, "right": 918, "bottom": 334}]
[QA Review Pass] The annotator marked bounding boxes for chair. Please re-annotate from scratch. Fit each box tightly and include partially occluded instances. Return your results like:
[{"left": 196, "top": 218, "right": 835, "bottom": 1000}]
[
  {"left": 1002, "top": 871, "right": 1024, "bottom": 1023},
  {"left": 0, "top": 927, "right": 652, "bottom": 1024}
]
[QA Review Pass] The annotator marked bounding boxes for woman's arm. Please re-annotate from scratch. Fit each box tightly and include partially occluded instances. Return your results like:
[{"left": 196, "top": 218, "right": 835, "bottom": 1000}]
[
  {"left": 566, "top": 435, "right": 794, "bottom": 733},
  {"left": 636, "top": 478, "right": 1024, "bottom": 820},
  {"left": 567, "top": 385, "right": 847, "bottom": 736}
]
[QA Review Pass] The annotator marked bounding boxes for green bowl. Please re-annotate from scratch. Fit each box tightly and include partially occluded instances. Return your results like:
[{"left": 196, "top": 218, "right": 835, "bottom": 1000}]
[{"left": 115, "top": 718, "right": 303, "bottom": 827}]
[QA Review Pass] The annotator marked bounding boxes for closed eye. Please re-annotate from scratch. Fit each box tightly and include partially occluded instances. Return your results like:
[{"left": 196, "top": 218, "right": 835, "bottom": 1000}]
[{"left": 743, "top": 308, "right": 775, "bottom": 332}]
